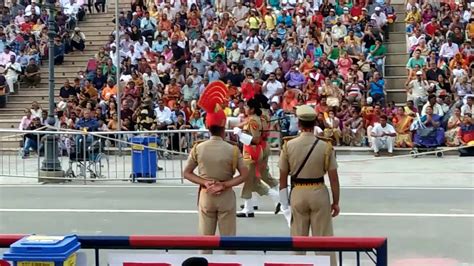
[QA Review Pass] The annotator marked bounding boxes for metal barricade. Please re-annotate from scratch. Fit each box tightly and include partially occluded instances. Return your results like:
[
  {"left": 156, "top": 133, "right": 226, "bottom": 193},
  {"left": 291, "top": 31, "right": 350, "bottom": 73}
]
[
  {"left": 0, "top": 128, "right": 282, "bottom": 183},
  {"left": 0, "top": 234, "right": 388, "bottom": 266}
]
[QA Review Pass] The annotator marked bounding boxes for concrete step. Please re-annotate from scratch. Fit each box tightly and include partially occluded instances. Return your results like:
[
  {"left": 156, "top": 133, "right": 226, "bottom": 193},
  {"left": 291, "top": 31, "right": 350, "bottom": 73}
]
[
  {"left": 385, "top": 76, "right": 407, "bottom": 89},
  {"left": 7, "top": 95, "right": 52, "bottom": 102},
  {"left": 385, "top": 53, "right": 409, "bottom": 65},
  {"left": 392, "top": 4, "right": 405, "bottom": 13},
  {"left": 4, "top": 101, "right": 49, "bottom": 109},
  {"left": 388, "top": 32, "right": 406, "bottom": 42},
  {"left": 40, "top": 66, "right": 87, "bottom": 74},
  {"left": 0, "top": 108, "right": 36, "bottom": 114},
  {"left": 0, "top": 119, "right": 21, "bottom": 128},
  {"left": 0, "top": 113, "right": 25, "bottom": 119},
  {"left": 388, "top": 21, "right": 406, "bottom": 33},
  {"left": 387, "top": 89, "right": 407, "bottom": 103},
  {"left": 387, "top": 42, "right": 408, "bottom": 53},
  {"left": 384, "top": 64, "right": 408, "bottom": 76}
]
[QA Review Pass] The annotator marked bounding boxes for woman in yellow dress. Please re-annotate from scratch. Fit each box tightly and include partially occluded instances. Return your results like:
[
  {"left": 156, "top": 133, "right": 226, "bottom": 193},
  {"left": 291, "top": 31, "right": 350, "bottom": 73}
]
[
  {"left": 445, "top": 107, "right": 462, "bottom": 146},
  {"left": 393, "top": 107, "right": 413, "bottom": 148}
]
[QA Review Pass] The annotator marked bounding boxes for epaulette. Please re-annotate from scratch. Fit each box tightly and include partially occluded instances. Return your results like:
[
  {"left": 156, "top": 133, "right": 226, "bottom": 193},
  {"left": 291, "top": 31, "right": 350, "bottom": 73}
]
[
  {"left": 192, "top": 140, "right": 206, "bottom": 149},
  {"left": 282, "top": 136, "right": 297, "bottom": 142},
  {"left": 317, "top": 136, "right": 332, "bottom": 142}
]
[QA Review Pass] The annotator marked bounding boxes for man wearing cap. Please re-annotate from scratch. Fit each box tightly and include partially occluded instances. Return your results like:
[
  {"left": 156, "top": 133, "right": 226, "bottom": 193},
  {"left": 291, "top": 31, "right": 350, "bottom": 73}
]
[
  {"left": 371, "top": 6, "right": 388, "bottom": 40},
  {"left": 183, "top": 81, "right": 248, "bottom": 246},
  {"left": 279, "top": 105, "right": 340, "bottom": 266},
  {"left": 407, "top": 70, "right": 429, "bottom": 110}
]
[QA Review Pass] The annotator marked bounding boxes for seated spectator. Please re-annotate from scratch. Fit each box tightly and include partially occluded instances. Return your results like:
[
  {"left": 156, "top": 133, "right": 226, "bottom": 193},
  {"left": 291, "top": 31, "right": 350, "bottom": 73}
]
[
  {"left": 421, "top": 94, "right": 445, "bottom": 117},
  {"left": 23, "top": 58, "right": 40, "bottom": 88},
  {"left": 59, "top": 79, "right": 78, "bottom": 102},
  {"left": 136, "top": 109, "right": 156, "bottom": 131},
  {"left": 100, "top": 78, "right": 118, "bottom": 108},
  {"left": 18, "top": 108, "right": 33, "bottom": 130},
  {"left": 459, "top": 113, "right": 474, "bottom": 146},
  {"left": 414, "top": 105, "right": 445, "bottom": 147},
  {"left": 3, "top": 54, "right": 21, "bottom": 93},
  {"left": 323, "top": 109, "right": 341, "bottom": 146},
  {"left": 368, "top": 71, "right": 386, "bottom": 106},
  {"left": 154, "top": 99, "right": 172, "bottom": 130},
  {"left": 21, "top": 117, "right": 43, "bottom": 159},
  {"left": 368, "top": 39, "right": 386, "bottom": 74},
  {"left": 53, "top": 36, "right": 65, "bottom": 65},
  {"left": 370, "top": 114, "right": 397, "bottom": 157},
  {"left": 393, "top": 107, "right": 413, "bottom": 148},
  {"left": 167, "top": 112, "right": 192, "bottom": 152},
  {"left": 78, "top": 80, "right": 98, "bottom": 107},
  {"left": 342, "top": 108, "right": 365, "bottom": 146},
  {"left": 445, "top": 107, "right": 463, "bottom": 146},
  {"left": 70, "top": 27, "right": 86, "bottom": 53},
  {"left": 461, "top": 96, "right": 473, "bottom": 116},
  {"left": 407, "top": 71, "right": 430, "bottom": 110}
]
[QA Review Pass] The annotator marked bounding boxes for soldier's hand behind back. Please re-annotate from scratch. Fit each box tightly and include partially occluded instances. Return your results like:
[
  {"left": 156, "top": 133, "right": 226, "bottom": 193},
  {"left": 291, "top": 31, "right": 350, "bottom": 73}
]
[{"left": 331, "top": 203, "right": 340, "bottom": 217}]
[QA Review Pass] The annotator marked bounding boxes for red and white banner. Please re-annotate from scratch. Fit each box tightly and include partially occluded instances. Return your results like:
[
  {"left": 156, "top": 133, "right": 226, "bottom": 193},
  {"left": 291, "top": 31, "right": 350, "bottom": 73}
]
[{"left": 108, "top": 254, "right": 330, "bottom": 266}]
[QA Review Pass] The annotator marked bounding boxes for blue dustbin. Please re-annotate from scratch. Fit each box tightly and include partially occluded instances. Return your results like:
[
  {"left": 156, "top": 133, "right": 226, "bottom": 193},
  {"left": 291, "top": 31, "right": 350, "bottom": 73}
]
[
  {"left": 3, "top": 235, "right": 80, "bottom": 266},
  {"left": 130, "top": 136, "right": 158, "bottom": 183}
]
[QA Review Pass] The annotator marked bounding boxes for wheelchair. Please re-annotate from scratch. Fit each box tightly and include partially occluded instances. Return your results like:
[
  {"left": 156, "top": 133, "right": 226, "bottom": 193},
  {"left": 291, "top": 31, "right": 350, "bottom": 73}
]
[{"left": 65, "top": 137, "right": 109, "bottom": 179}]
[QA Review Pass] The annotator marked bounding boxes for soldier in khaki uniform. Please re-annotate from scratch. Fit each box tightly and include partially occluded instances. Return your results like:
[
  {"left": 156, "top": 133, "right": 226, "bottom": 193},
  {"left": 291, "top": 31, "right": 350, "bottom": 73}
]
[
  {"left": 183, "top": 81, "right": 248, "bottom": 240},
  {"left": 238, "top": 98, "right": 279, "bottom": 217},
  {"left": 278, "top": 105, "right": 340, "bottom": 266}
]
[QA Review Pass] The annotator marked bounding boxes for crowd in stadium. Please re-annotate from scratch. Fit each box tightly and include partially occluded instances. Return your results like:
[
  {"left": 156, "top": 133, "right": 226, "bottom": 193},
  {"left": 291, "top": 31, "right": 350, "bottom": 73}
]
[{"left": 1, "top": 0, "right": 474, "bottom": 158}]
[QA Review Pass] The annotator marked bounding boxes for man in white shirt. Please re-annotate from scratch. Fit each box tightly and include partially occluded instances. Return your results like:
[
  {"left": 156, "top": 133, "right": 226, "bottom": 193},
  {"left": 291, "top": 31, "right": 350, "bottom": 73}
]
[
  {"left": 407, "top": 71, "right": 430, "bottom": 109},
  {"left": 134, "top": 38, "right": 150, "bottom": 55},
  {"left": 125, "top": 44, "right": 141, "bottom": 65},
  {"left": 24, "top": 1, "right": 40, "bottom": 17},
  {"left": 232, "top": 0, "right": 249, "bottom": 28},
  {"left": 461, "top": 96, "right": 473, "bottom": 116},
  {"left": 0, "top": 46, "right": 16, "bottom": 67},
  {"left": 439, "top": 38, "right": 459, "bottom": 62},
  {"left": 63, "top": 0, "right": 80, "bottom": 19},
  {"left": 371, "top": 115, "right": 397, "bottom": 156},
  {"left": 421, "top": 95, "right": 444, "bottom": 117},
  {"left": 371, "top": 6, "right": 388, "bottom": 39},
  {"left": 261, "top": 55, "right": 279, "bottom": 77},
  {"left": 4, "top": 55, "right": 22, "bottom": 93},
  {"left": 154, "top": 99, "right": 172, "bottom": 130},
  {"left": 331, "top": 19, "right": 347, "bottom": 42},
  {"left": 262, "top": 73, "right": 283, "bottom": 103}
]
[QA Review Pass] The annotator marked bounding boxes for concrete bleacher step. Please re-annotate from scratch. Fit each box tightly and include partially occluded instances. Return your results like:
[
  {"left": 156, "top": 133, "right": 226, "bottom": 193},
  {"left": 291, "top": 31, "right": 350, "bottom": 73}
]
[
  {"left": 385, "top": 53, "right": 409, "bottom": 65},
  {"left": 385, "top": 64, "right": 408, "bottom": 76}
]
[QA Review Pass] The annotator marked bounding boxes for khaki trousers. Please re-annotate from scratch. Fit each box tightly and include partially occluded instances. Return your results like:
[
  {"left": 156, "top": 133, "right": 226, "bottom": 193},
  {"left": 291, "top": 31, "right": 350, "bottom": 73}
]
[
  {"left": 260, "top": 145, "right": 278, "bottom": 188},
  {"left": 291, "top": 185, "right": 337, "bottom": 266},
  {"left": 199, "top": 189, "right": 236, "bottom": 255},
  {"left": 241, "top": 159, "right": 270, "bottom": 199},
  {"left": 199, "top": 188, "right": 236, "bottom": 236}
]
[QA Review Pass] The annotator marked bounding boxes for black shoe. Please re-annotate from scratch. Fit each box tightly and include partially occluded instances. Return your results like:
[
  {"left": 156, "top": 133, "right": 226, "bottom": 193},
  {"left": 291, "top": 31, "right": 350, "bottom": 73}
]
[
  {"left": 239, "top": 204, "right": 258, "bottom": 210},
  {"left": 274, "top": 203, "right": 281, "bottom": 214},
  {"left": 236, "top": 212, "right": 255, "bottom": 218},
  {"left": 158, "top": 166, "right": 163, "bottom": 171}
]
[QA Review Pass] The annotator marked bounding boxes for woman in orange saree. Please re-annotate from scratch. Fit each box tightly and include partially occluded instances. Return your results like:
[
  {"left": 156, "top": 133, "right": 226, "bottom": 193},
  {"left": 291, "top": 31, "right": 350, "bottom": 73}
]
[
  {"left": 163, "top": 78, "right": 181, "bottom": 108},
  {"left": 393, "top": 107, "right": 413, "bottom": 148}
]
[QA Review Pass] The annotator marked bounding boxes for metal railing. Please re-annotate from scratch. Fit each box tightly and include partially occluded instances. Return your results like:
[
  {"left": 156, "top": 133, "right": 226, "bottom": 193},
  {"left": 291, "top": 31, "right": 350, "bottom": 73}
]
[
  {"left": 0, "top": 235, "right": 388, "bottom": 266},
  {"left": 0, "top": 128, "right": 282, "bottom": 183}
]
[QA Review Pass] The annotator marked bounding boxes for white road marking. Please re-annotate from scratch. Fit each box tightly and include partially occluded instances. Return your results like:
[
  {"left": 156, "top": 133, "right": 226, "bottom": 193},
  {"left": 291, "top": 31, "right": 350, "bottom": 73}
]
[
  {"left": 0, "top": 184, "right": 474, "bottom": 190},
  {"left": 0, "top": 209, "right": 472, "bottom": 218}
]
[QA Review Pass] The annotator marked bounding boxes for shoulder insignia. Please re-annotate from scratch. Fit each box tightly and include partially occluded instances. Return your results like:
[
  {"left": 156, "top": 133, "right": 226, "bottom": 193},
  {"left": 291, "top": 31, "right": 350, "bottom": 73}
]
[
  {"left": 317, "top": 136, "right": 332, "bottom": 142},
  {"left": 282, "top": 136, "right": 297, "bottom": 142},
  {"left": 192, "top": 140, "right": 206, "bottom": 149},
  {"left": 249, "top": 119, "right": 259, "bottom": 130}
]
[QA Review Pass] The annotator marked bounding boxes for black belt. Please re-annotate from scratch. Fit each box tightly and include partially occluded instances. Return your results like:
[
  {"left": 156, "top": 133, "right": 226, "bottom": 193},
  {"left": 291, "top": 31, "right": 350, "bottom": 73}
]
[{"left": 292, "top": 177, "right": 325, "bottom": 185}]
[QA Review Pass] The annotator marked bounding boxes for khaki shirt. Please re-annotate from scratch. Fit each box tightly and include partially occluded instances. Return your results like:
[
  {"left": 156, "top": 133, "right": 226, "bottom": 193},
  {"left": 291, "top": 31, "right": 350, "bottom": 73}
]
[
  {"left": 243, "top": 114, "right": 262, "bottom": 139},
  {"left": 186, "top": 136, "right": 243, "bottom": 182},
  {"left": 279, "top": 132, "right": 338, "bottom": 178}
]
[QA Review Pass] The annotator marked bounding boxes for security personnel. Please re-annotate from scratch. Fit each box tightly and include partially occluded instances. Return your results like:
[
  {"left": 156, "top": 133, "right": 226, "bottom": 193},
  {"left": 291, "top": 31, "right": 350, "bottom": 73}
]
[
  {"left": 238, "top": 98, "right": 279, "bottom": 217},
  {"left": 278, "top": 105, "right": 340, "bottom": 266},
  {"left": 183, "top": 81, "right": 248, "bottom": 240}
]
